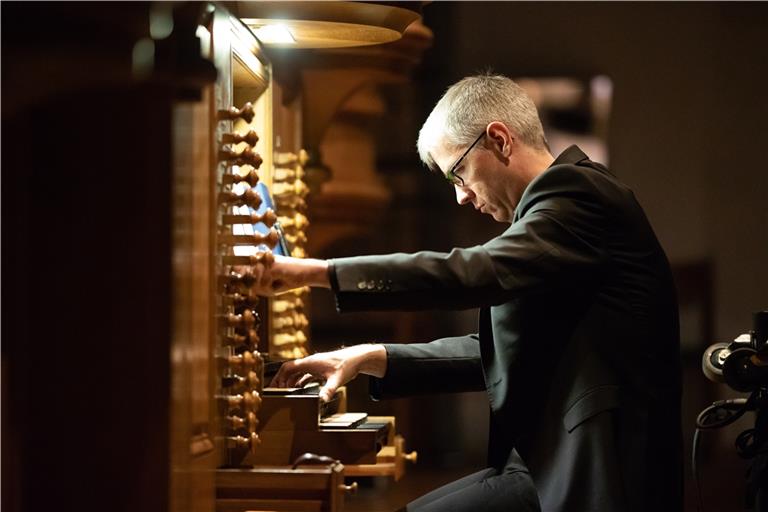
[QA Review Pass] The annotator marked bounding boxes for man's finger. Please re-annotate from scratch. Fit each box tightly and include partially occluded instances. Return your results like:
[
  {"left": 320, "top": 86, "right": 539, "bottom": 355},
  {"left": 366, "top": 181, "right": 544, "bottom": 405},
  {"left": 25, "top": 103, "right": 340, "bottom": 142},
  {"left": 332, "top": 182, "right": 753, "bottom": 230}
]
[
  {"left": 295, "top": 373, "right": 317, "bottom": 388},
  {"left": 270, "top": 360, "right": 298, "bottom": 387},
  {"left": 319, "top": 373, "right": 341, "bottom": 403}
]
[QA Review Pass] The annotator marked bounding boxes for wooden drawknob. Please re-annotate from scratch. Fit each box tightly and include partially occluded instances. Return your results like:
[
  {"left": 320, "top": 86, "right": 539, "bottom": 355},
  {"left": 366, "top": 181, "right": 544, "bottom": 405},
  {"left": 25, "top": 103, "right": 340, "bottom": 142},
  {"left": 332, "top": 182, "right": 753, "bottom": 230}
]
[
  {"left": 338, "top": 482, "right": 358, "bottom": 496},
  {"left": 222, "top": 168, "right": 260, "bottom": 187},
  {"left": 222, "top": 329, "right": 259, "bottom": 347},
  {"left": 222, "top": 291, "right": 260, "bottom": 307},
  {"left": 222, "top": 129, "right": 259, "bottom": 147},
  {"left": 277, "top": 213, "right": 309, "bottom": 231},
  {"left": 217, "top": 102, "right": 255, "bottom": 123},
  {"left": 242, "top": 390, "right": 262, "bottom": 409},
  {"left": 226, "top": 411, "right": 259, "bottom": 431},
  {"left": 221, "top": 371, "right": 260, "bottom": 389},
  {"left": 273, "top": 180, "right": 308, "bottom": 198},
  {"left": 285, "top": 231, "right": 307, "bottom": 246},
  {"left": 221, "top": 209, "right": 277, "bottom": 227},
  {"left": 403, "top": 451, "right": 418, "bottom": 463},
  {"left": 219, "top": 309, "right": 259, "bottom": 328},
  {"left": 273, "top": 167, "right": 304, "bottom": 182},
  {"left": 219, "top": 147, "right": 263, "bottom": 168},
  {"left": 229, "top": 351, "right": 259, "bottom": 370},
  {"left": 275, "top": 149, "right": 309, "bottom": 167},
  {"left": 273, "top": 297, "right": 304, "bottom": 313},
  {"left": 224, "top": 432, "right": 260, "bottom": 454},
  {"left": 218, "top": 188, "right": 262, "bottom": 209},
  {"left": 218, "top": 229, "right": 279, "bottom": 248}
]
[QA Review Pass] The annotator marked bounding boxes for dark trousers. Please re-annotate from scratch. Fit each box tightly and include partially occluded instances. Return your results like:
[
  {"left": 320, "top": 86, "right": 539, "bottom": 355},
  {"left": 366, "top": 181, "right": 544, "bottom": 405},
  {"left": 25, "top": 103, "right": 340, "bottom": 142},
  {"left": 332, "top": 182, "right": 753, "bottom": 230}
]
[{"left": 404, "top": 465, "right": 541, "bottom": 512}]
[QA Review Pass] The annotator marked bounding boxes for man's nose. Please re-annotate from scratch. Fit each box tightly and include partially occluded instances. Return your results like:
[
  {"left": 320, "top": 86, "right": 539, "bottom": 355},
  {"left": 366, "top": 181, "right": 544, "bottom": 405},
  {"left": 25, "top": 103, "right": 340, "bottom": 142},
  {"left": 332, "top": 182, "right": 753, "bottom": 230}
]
[{"left": 455, "top": 185, "right": 473, "bottom": 205}]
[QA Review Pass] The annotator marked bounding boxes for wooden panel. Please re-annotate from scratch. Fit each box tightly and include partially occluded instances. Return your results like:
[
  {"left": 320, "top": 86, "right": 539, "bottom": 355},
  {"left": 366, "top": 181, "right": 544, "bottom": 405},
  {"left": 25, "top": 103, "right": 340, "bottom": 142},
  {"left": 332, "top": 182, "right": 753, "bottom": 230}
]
[{"left": 216, "top": 466, "right": 345, "bottom": 512}]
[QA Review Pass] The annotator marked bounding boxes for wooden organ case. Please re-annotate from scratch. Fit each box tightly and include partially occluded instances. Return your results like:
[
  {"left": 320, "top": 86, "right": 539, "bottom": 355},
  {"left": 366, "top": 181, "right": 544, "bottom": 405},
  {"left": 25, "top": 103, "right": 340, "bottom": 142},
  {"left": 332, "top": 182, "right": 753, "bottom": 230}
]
[
  {"left": 179, "top": 6, "right": 417, "bottom": 512},
  {"left": 2, "top": 3, "right": 421, "bottom": 512}
]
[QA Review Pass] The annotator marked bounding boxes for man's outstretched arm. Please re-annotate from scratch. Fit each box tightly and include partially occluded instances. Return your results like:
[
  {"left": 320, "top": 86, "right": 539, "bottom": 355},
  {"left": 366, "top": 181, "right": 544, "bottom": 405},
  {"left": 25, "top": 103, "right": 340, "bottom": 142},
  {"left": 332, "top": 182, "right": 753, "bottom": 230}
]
[{"left": 252, "top": 255, "right": 331, "bottom": 295}]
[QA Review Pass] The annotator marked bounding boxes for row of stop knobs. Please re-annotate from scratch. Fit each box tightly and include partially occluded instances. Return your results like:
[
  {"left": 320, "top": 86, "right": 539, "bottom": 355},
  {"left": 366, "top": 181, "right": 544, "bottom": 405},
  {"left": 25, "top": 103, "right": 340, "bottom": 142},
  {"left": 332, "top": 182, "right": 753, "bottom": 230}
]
[
  {"left": 270, "top": 150, "right": 311, "bottom": 358},
  {"left": 216, "top": 102, "right": 268, "bottom": 456}
]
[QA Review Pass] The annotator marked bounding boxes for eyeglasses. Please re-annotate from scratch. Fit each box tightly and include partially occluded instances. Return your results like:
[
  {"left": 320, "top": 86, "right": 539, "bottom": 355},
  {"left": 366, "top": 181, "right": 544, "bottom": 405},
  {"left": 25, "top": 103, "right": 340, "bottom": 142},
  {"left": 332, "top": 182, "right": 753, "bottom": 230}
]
[{"left": 444, "top": 131, "right": 485, "bottom": 187}]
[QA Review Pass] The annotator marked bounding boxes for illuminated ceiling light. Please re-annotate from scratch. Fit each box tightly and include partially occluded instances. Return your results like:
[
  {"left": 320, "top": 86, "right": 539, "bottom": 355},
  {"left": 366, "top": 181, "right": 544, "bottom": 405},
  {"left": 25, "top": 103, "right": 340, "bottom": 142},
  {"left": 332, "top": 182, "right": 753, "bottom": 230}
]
[
  {"left": 236, "top": 1, "right": 422, "bottom": 49},
  {"left": 253, "top": 23, "right": 296, "bottom": 45}
]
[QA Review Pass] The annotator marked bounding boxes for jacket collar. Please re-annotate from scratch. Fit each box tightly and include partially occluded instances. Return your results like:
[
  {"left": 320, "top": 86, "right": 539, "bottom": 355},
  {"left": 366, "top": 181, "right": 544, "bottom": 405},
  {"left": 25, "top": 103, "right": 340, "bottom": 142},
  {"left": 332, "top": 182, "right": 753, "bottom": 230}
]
[
  {"left": 549, "top": 144, "right": 589, "bottom": 167},
  {"left": 511, "top": 145, "right": 589, "bottom": 223}
]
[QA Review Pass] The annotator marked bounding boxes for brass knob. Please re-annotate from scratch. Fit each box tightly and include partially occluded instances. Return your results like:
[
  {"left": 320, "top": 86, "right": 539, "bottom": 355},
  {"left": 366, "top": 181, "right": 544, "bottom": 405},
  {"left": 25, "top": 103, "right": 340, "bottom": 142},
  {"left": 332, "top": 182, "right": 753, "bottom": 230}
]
[
  {"left": 219, "top": 147, "right": 263, "bottom": 168},
  {"left": 217, "top": 102, "right": 255, "bottom": 123},
  {"left": 221, "top": 129, "right": 259, "bottom": 147},
  {"left": 218, "top": 229, "right": 279, "bottom": 247},
  {"left": 222, "top": 251, "right": 275, "bottom": 266},
  {"left": 403, "top": 451, "right": 418, "bottom": 464},
  {"left": 218, "top": 188, "right": 262, "bottom": 209},
  {"left": 222, "top": 169, "right": 260, "bottom": 187},
  {"left": 338, "top": 482, "right": 358, "bottom": 496}
]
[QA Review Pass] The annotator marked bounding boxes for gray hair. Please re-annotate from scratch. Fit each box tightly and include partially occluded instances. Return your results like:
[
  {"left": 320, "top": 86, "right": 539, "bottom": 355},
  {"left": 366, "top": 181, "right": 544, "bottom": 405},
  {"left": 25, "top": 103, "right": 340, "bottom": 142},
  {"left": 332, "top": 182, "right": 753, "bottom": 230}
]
[{"left": 417, "top": 74, "right": 548, "bottom": 172}]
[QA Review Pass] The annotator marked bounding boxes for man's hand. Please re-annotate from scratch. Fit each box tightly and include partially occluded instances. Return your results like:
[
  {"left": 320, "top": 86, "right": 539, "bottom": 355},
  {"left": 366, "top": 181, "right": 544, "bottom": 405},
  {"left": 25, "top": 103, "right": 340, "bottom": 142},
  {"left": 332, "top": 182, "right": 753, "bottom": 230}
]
[
  {"left": 247, "top": 254, "right": 331, "bottom": 296},
  {"left": 269, "top": 344, "right": 387, "bottom": 402}
]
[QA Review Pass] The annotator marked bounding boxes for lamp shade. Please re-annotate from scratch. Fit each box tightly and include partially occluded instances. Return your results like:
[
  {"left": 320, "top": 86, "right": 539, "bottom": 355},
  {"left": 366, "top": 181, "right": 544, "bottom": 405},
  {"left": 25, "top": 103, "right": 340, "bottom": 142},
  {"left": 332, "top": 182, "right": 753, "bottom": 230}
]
[{"left": 235, "top": 1, "right": 422, "bottom": 48}]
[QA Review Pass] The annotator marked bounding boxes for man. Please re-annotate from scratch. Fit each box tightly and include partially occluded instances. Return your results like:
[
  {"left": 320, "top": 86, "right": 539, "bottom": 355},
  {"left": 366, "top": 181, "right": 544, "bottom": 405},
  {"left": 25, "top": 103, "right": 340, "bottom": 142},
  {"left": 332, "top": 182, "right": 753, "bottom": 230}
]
[{"left": 253, "top": 74, "right": 682, "bottom": 511}]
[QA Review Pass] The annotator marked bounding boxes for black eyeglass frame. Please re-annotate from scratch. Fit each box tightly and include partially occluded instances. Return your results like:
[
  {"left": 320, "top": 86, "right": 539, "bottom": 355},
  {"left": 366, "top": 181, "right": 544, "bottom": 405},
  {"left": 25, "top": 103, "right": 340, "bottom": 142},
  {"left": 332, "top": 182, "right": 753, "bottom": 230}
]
[{"left": 444, "top": 130, "right": 486, "bottom": 187}]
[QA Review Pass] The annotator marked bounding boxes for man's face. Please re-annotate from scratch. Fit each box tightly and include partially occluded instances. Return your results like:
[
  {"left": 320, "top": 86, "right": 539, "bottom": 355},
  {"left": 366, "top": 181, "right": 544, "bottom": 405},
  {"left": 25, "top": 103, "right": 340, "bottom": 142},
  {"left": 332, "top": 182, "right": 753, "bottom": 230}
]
[{"left": 432, "top": 134, "right": 520, "bottom": 223}]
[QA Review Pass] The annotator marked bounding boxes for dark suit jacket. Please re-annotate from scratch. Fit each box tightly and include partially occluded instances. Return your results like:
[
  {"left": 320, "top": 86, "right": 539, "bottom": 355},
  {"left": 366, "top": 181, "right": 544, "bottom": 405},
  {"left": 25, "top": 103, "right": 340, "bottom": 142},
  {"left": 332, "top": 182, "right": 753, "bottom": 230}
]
[{"left": 328, "top": 146, "right": 682, "bottom": 512}]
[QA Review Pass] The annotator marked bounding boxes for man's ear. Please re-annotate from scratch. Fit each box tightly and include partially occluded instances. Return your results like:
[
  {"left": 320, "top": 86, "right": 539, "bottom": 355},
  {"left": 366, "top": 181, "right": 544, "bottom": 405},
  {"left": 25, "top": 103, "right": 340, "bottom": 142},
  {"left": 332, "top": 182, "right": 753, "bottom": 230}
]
[{"left": 486, "top": 121, "right": 514, "bottom": 157}]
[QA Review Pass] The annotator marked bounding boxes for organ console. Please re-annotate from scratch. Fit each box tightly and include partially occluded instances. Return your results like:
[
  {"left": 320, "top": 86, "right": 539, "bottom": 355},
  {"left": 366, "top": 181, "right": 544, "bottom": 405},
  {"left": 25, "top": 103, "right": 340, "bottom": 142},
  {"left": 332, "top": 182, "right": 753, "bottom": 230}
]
[
  {"left": 191, "top": 5, "right": 419, "bottom": 511},
  {"left": 4, "top": 3, "right": 423, "bottom": 512}
]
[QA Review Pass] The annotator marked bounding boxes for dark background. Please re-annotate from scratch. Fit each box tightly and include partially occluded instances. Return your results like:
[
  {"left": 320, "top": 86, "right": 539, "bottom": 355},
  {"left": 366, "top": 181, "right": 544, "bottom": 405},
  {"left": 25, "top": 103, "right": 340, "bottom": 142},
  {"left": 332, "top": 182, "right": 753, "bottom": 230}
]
[{"left": 308, "top": 3, "right": 768, "bottom": 511}]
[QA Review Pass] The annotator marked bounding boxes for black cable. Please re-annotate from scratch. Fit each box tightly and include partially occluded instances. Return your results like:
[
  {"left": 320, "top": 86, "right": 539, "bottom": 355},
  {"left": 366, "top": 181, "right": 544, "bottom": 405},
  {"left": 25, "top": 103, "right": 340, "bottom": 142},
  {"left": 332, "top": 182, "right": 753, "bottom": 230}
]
[
  {"left": 692, "top": 427, "right": 705, "bottom": 512},
  {"left": 692, "top": 393, "right": 757, "bottom": 512},
  {"left": 696, "top": 396, "right": 753, "bottom": 430}
]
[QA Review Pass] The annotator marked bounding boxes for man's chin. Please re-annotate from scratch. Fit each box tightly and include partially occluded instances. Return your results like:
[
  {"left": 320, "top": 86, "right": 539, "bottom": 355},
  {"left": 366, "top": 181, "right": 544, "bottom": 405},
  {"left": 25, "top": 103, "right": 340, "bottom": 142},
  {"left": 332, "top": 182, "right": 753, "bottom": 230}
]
[{"left": 489, "top": 209, "right": 512, "bottom": 223}]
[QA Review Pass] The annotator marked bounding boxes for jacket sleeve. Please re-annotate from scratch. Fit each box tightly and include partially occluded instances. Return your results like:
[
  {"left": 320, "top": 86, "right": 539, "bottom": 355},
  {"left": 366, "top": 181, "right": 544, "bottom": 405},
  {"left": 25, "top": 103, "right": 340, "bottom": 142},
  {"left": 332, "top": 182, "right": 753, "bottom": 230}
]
[
  {"left": 369, "top": 334, "right": 485, "bottom": 399},
  {"left": 329, "top": 166, "right": 610, "bottom": 312}
]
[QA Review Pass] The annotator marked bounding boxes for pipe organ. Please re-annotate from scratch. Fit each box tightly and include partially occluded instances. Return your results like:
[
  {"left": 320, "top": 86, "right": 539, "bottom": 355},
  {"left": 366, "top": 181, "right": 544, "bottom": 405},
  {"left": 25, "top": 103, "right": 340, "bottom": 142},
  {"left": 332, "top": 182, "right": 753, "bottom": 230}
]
[
  {"left": 184, "top": 5, "right": 417, "bottom": 511},
  {"left": 3, "top": 3, "right": 425, "bottom": 512}
]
